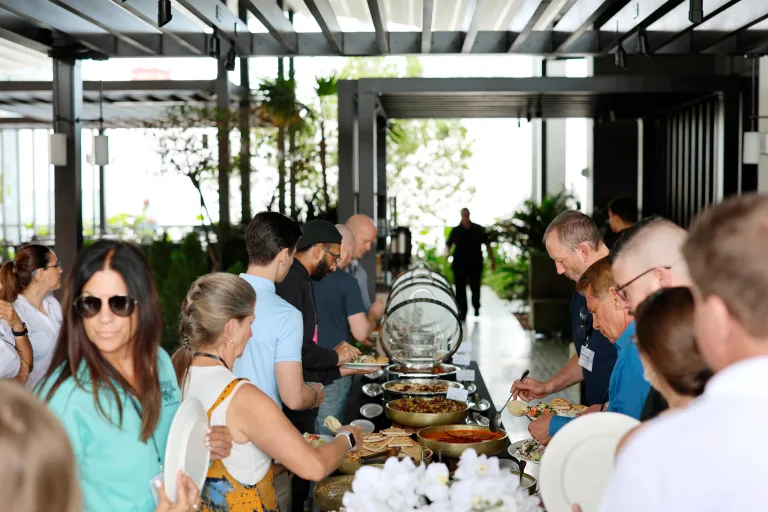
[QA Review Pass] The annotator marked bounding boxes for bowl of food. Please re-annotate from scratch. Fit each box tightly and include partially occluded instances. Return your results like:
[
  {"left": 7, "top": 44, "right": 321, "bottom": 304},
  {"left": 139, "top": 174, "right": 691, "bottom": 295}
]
[
  {"left": 508, "top": 438, "right": 545, "bottom": 464},
  {"left": 417, "top": 424, "right": 508, "bottom": 458},
  {"left": 338, "top": 430, "right": 431, "bottom": 475},
  {"left": 382, "top": 378, "right": 463, "bottom": 401},
  {"left": 385, "top": 397, "right": 468, "bottom": 428},
  {"left": 511, "top": 471, "right": 538, "bottom": 496},
  {"left": 313, "top": 475, "right": 354, "bottom": 511},
  {"left": 386, "top": 363, "right": 459, "bottom": 380}
]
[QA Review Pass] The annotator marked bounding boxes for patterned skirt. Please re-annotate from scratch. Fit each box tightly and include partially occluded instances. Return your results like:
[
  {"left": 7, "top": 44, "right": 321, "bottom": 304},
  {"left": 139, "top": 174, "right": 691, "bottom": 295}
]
[{"left": 200, "top": 461, "right": 278, "bottom": 512}]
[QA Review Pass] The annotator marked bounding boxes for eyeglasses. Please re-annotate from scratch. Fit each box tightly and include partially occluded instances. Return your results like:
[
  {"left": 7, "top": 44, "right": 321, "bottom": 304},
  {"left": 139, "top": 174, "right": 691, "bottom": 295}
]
[
  {"left": 615, "top": 265, "right": 672, "bottom": 301},
  {"left": 74, "top": 295, "right": 137, "bottom": 319},
  {"left": 31, "top": 261, "right": 62, "bottom": 276},
  {"left": 323, "top": 248, "right": 341, "bottom": 264}
]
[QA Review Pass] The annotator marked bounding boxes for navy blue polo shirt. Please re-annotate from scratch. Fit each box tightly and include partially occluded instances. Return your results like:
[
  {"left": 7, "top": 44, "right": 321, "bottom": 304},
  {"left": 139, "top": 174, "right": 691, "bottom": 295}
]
[
  {"left": 312, "top": 269, "right": 367, "bottom": 350},
  {"left": 571, "top": 291, "right": 618, "bottom": 406}
]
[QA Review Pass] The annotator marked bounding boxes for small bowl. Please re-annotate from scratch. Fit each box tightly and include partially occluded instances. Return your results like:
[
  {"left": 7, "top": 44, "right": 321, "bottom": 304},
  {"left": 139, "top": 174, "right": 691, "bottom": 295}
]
[
  {"left": 360, "top": 403, "right": 384, "bottom": 418},
  {"left": 364, "top": 369, "right": 385, "bottom": 380},
  {"left": 464, "top": 383, "right": 477, "bottom": 394},
  {"left": 362, "top": 383, "right": 383, "bottom": 397},
  {"left": 351, "top": 419, "right": 375, "bottom": 434},
  {"left": 470, "top": 398, "right": 491, "bottom": 412}
]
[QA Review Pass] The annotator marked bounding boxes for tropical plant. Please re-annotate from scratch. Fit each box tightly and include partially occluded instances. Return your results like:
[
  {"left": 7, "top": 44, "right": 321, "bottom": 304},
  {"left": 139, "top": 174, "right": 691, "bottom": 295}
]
[{"left": 315, "top": 74, "right": 338, "bottom": 211}]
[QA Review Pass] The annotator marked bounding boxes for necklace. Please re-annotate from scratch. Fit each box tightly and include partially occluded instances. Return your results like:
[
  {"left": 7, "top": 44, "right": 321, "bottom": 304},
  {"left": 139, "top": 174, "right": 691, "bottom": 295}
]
[{"left": 193, "top": 352, "right": 230, "bottom": 371}]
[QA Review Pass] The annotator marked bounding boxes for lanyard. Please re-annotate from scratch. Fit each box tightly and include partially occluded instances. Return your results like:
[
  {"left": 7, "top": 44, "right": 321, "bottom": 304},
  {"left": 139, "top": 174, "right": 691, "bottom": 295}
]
[{"left": 129, "top": 396, "right": 163, "bottom": 471}]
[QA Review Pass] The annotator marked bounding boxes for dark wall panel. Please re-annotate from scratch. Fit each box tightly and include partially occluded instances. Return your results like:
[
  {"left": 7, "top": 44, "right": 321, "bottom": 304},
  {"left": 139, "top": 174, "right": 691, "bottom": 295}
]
[{"left": 593, "top": 120, "right": 638, "bottom": 212}]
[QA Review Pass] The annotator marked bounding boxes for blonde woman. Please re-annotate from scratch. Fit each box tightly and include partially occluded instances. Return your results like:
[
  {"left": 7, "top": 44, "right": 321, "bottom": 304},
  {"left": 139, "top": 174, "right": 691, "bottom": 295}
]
[{"left": 172, "top": 273, "right": 363, "bottom": 512}]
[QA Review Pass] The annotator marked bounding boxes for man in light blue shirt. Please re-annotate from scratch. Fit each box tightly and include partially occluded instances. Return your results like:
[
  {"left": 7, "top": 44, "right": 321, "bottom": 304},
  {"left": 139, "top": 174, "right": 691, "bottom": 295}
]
[
  {"left": 233, "top": 212, "right": 323, "bottom": 412},
  {"left": 345, "top": 214, "right": 378, "bottom": 312},
  {"left": 529, "top": 257, "right": 649, "bottom": 443}
]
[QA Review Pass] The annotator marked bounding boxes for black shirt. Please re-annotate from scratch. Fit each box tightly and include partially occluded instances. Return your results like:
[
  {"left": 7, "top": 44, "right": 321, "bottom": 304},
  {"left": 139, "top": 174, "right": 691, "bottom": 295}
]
[
  {"left": 447, "top": 222, "right": 489, "bottom": 269},
  {"left": 571, "top": 291, "right": 618, "bottom": 406},
  {"left": 275, "top": 259, "right": 340, "bottom": 386},
  {"left": 640, "top": 388, "right": 669, "bottom": 420}
]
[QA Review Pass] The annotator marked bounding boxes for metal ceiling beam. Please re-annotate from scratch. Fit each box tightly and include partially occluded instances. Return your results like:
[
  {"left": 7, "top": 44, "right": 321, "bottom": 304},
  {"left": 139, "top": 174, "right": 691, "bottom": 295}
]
[
  {"left": 242, "top": 0, "right": 296, "bottom": 53},
  {"left": 0, "top": 0, "right": 113, "bottom": 56},
  {"left": 302, "top": 0, "right": 343, "bottom": 54},
  {"left": 110, "top": 0, "right": 205, "bottom": 55},
  {"left": 554, "top": 0, "right": 629, "bottom": 53},
  {"left": 650, "top": 0, "right": 742, "bottom": 54},
  {"left": 175, "top": 0, "right": 249, "bottom": 54},
  {"left": 697, "top": 13, "right": 768, "bottom": 53},
  {"left": 366, "top": 0, "right": 388, "bottom": 54},
  {"left": 462, "top": 0, "right": 484, "bottom": 53},
  {"left": 509, "top": 0, "right": 553, "bottom": 52},
  {"left": 0, "top": 23, "right": 52, "bottom": 54},
  {"left": 421, "top": 0, "right": 433, "bottom": 53},
  {"left": 600, "top": 0, "right": 685, "bottom": 55}
]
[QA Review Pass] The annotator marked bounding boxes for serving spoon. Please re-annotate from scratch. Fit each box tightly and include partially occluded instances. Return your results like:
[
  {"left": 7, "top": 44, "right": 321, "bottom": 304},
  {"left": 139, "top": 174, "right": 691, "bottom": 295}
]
[{"left": 490, "top": 369, "right": 529, "bottom": 432}]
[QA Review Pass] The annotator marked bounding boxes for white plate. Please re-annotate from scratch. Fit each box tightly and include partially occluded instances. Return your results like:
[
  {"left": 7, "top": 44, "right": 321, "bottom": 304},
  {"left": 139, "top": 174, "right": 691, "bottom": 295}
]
[
  {"left": 343, "top": 362, "right": 387, "bottom": 369},
  {"left": 539, "top": 412, "right": 640, "bottom": 512},
  {"left": 360, "top": 403, "right": 384, "bottom": 418},
  {"left": 164, "top": 398, "right": 210, "bottom": 503},
  {"left": 351, "top": 419, "right": 375, "bottom": 434},
  {"left": 508, "top": 438, "right": 544, "bottom": 464}
]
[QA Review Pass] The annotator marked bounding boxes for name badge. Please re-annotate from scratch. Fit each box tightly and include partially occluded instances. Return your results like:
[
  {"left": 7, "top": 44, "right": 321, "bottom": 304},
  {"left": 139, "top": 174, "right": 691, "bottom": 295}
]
[
  {"left": 578, "top": 346, "right": 595, "bottom": 372},
  {"left": 148, "top": 472, "right": 164, "bottom": 506}
]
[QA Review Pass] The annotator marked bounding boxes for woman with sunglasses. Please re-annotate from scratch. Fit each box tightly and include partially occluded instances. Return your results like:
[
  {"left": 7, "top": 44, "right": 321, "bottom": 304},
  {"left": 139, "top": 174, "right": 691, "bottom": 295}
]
[
  {"left": 38, "top": 240, "right": 231, "bottom": 512},
  {"left": 0, "top": 244, "right": 62, "bottom": 389},
  {"left": 173, "top": 273, "right": 363, "bottom": 512}
]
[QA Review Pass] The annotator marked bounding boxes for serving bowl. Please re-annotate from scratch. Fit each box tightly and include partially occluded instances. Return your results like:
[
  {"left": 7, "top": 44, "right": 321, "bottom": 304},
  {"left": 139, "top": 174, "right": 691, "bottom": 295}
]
[
  {"left": 313, "top": 475, "right": 354, "bottom": 511},
  {"left": 386, "top": 363, "right": 459, "bottom": 380},
  {"left": 417, "top": 424, "right": 508, "bottom": 458},
  {"left": 385, "top": 397, "right": 468, "bottom": 428},
  {"left": 338, "top": 446, "right": 433, "bottom": 475},
  {"left": 382, "top": 378, "right": 463, "bottom": 401}
]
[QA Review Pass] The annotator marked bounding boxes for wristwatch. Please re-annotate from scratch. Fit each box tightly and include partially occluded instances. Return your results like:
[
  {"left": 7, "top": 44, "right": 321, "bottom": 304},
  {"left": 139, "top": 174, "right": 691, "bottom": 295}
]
[
  {"left": 336, "top": 430, "right": 356, "bottom": 450},
  {"left": 12, "top": 322, "right": 28, "bottom": 337}
]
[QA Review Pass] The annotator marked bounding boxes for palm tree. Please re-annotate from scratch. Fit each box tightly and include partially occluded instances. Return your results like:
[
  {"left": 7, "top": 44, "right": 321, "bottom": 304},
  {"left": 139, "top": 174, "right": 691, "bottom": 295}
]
[
  {"left": 315, "top": 75, "right": 338, "bottom": 212},
  {"left": 256, "top": 75, "right": 308, "bottom": 215}
]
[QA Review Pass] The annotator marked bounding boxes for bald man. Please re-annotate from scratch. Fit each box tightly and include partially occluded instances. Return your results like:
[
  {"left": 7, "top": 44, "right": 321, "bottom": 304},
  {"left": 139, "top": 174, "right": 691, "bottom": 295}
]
[
  {"left": 345, "top": 214, "right": 378, "bottom": 312},
  {"left": 609, "top": 216, "right": 693, "bottom": 420},
  {"left": 313, "top": 225, "right": 385, "bottom": 434}
]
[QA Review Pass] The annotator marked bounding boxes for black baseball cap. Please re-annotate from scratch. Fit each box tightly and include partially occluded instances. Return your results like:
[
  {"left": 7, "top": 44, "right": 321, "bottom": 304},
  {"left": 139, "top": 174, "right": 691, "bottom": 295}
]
[{"left": 296, "top": 220, "right": 342, "bottom": 251}]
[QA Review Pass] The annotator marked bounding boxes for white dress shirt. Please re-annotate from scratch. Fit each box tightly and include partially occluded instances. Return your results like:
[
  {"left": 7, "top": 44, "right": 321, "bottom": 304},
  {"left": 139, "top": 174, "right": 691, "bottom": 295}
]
[
  {"left": 600, "top": 356, "right": 768, "bottom": 512},
  {"left": 14, "top": 294, "right": 62, "bottom": 390},
  {"left": 0, "top": 320, "right": 19, "bottom": 379}
]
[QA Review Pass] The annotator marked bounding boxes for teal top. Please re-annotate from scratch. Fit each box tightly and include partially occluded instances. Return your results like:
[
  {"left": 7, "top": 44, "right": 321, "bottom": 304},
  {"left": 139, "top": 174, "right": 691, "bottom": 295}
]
[{"left": 39, "top": 349, "right": 181, "bottom": 512}]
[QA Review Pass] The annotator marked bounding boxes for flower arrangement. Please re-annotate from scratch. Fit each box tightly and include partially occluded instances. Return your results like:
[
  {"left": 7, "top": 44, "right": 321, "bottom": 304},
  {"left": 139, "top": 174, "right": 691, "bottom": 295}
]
[{"left": 340, "top": 449, "right": 543, "bottom": 512}]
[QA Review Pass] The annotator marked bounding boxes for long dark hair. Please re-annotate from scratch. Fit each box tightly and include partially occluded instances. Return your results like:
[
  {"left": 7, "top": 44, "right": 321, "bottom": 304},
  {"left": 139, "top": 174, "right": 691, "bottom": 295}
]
[
  {"left": 41, "top": 240, "right": 163, "bottom": 442},
  {"left": 635, "top": 287, "right": 712, "bottom": 397},
  {"left": 0, "top": 244, "right": 52, "bottom": 302}
]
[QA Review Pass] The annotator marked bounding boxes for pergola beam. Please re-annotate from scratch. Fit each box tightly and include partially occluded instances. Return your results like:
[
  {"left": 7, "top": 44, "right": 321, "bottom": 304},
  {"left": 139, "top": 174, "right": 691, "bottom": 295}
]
[
  {"left": 600, "top": 0, "right": 685, "bottom": 55},
  {"left": 554, "top": 0, "right": 629, "bottom": 53},
  {"left": 303, "top": 0, "right": 343, "bottom": 54},
  {"left": 697, "top": 13, "right": 768, "bottom": 54},
  {"left": 462, "top": 0, "right": 484, "bottom": 53},
  {"left": 650, "top": 0, "right": 743, "bottom": 54},
  {"left": 175, "top": 0, "right": 250, "bottom": 55},
  {"left": 243, "top": 0, "right": 296, "bottom": 53},
  {"left": 421, "top": 0, "right": 433, "bottom": 53},
  {"left": 509, "top": 0, "right": 554, "bottom": 53},
  {"left": 366, "top": 0, "right": 389, "bottom": 54}
]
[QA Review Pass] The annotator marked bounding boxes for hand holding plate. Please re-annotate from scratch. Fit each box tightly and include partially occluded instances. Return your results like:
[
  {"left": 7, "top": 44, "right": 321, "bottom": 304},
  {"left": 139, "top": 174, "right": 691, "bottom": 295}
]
[{"left": 154, "top": 470, "right": 201, "bottom": 512}]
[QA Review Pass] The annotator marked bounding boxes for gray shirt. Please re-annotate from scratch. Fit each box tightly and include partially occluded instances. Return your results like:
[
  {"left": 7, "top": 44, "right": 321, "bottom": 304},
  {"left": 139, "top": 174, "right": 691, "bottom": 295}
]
[{"left": 346, "top": 260, "right": 371, "bottom": 312}]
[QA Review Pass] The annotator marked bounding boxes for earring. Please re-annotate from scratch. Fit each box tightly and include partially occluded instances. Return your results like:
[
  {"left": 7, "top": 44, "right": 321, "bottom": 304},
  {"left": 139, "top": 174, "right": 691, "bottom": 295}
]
[{"left": 230, "top": 336, "right": 235, "bottom": 345}]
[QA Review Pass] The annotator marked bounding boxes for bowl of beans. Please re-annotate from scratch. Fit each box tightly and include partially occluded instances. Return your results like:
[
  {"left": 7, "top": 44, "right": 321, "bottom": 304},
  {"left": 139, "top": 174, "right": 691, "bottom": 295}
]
[{"left": 385, "top": 396, "right": 469, "bottom": 427}]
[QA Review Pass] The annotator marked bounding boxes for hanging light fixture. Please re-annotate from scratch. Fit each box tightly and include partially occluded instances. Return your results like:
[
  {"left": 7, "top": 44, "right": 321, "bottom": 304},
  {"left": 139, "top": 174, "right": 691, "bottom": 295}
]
[
  {"left": 93, "top": 81, "right": 109, "bottom": 166},
  {"left": 689, "top": 0, "right": 704, "bottom": 24},
  {"left": 225, "top": 46, "right": 237, "bottom": 71},
  {"left": 209, "top": 32, "right": 221, "bottom": 59},
  {"left": 49, "top": 132, "right": 67, "bottom": 166},
  {"left": 615, "top": 41, "right": 627, "bottom": 69},
  {"left": 637, "top": 30, "right": 650, "bottom": 56},
  {"left": 158, "top": 0, "right": 172, "bottom": 27}
]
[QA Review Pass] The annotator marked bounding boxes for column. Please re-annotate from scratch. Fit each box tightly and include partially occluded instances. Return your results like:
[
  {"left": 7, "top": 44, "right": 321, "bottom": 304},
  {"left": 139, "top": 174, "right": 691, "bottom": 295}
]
[
  {"left": 239, "top": 3, "right": 252, "bottom": 223},
  {"left": 216, "top": 58, "right": 231, "bottom": 238},
  {"left": 98, "top": 128, "right": 106, "bottom": 235},
  {"left": 53, "top": 58, "right": 83, "bottom": 269},
  {"left": 337, "top": 80, "right": 356, "bottom": 222},
  {"left": 357, "top": 92, "right": 377, "bottom": 300},
  {"left": 544, "top": 59, "right": 567, "bottom": 198},
  {"left": 376, "top": 116, "right": 388, "bottom": 283},
  {"left": 758, "top": 57, "right": 768, "bottom": 192}
]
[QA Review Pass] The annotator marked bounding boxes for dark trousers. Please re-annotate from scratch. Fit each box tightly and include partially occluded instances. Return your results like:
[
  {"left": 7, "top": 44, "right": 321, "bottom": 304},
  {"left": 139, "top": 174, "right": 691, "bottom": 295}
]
[
  {"left": 283, "top": 406, "right": 319, "bottom": 512},
  {"left": 453, "top": 266, "right": 482, "bottom": 317}
]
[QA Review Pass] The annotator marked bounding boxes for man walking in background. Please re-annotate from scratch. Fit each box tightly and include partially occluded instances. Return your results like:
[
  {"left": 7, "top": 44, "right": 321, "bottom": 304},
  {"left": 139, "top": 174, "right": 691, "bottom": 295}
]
[{"left": 446, "top": 208, "right": 495, "bottom": 321}]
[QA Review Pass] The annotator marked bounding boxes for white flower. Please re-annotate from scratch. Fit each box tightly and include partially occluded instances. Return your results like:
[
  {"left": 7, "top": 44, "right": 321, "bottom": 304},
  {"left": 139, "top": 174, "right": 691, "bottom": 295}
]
[
  {"left": 453, "top": 449, "right": 501, "bottom": 481},
  {"left": 416, "top": 462, "right": 450, "bottom": 503}
]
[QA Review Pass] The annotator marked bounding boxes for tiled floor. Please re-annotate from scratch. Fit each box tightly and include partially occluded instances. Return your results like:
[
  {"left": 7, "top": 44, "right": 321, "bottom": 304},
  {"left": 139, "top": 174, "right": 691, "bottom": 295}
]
[{"left": 461, "top": 286, "right": 578, "bottom": 446}]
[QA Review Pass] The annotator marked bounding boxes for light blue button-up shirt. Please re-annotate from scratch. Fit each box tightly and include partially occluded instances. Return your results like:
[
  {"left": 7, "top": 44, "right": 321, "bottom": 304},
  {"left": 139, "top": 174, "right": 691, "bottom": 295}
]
[
  {"left": 346, "top": 260, "right": 371, "bottom": 312},
  {"left": 233, "top": 273, "right": 303, "bottom": 407},
  {"left": 549, "top": 320, "right": 649, "bottom": 436}
]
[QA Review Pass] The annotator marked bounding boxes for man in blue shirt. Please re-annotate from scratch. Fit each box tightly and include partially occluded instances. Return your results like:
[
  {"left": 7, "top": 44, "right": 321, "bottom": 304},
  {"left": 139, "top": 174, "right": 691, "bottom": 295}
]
[
  {"left": 529, "top": 257, "right": 650, "bottom": 444},
  {"left": 233, "top": 212, "right": 323, "bottom": 412},
  {"left": 512, "top": 211, "right": 617, "bottom": 408},
  {"left": 313, "top": 226, "right": 386, "bottom": 434},
  {"left": 345, "top": 214, "right": 378, "bottom": 312}
]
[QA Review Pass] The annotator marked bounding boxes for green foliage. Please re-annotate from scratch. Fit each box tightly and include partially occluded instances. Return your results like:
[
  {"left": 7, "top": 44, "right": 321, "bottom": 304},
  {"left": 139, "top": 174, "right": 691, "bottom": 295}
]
[
  {"left": 414, "top": 243, "right": 454, "bottom": 285},
  {"left": 256, "top": 76, "right": 312, "bottom": 131},
  {"left": 483, "top": 249, "right": 529, "bottom": 301},
  {"left": 226, "top": 260, "right": 246, "bottom": 275}
]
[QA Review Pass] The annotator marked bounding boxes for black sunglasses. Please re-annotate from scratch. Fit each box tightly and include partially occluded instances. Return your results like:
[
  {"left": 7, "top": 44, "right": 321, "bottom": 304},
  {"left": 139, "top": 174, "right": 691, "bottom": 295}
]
[{"left": 74, "top": 295, "right": 137, "bottom": 319}]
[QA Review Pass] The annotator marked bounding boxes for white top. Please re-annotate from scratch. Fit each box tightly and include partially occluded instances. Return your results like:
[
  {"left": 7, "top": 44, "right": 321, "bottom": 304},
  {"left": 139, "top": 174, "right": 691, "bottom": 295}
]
[
  {"left": 599, "top": 356, "right": 768, "bottom": 512},
  {"left": 0, "top": 320, "right": 20, "bottom": 379},
  {"left": 14, "top": 294, "right": 62, "bottom": 390},
  {"left": 184, "top": 365, "right": 272, "bottom": 486}
]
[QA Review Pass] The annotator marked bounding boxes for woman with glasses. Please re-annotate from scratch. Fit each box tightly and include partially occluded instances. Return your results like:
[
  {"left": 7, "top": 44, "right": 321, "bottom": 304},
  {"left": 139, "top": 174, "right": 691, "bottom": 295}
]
[
  {"left": 173, "top": 273, "right": 363, "bottom": 512},
  {"left": 38, "top": 240, "right": 231, "bottom": 512},
  {"left": 0, "top": 244, "right": 62, "bottom": 389}
]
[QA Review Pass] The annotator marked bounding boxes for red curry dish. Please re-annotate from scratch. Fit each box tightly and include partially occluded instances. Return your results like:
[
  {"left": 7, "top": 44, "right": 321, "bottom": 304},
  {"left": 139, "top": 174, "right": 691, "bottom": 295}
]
[
  {"left": 421, "top": 430, "right": 505, "bottom": 444},
  {"left": 389, "top": 397, "right": 466, "bottom": 414}
]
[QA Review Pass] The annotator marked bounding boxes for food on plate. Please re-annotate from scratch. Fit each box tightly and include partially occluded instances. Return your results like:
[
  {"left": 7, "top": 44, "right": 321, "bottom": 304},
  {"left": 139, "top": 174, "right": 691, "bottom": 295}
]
[
  {"left": 363, "top": 433, "right": 386, "bottom": 443},
  {"left": 323, "top": 415, "right": 342, "bottom": 434},
  {"left": 525, "top": 403, "right": 556, "bottom": 419},
  {"left": 385, "top": 381, "right": 450, "bottom": 393},
  {"left": 389, "top": 397, "right": 466, "bottom": 414},
  {"left": 387, "top": 437, "right": 416, "bottom": 448},
  {"left": 380, "top": 427, "right": 409, "bottom": 436},
  {"left": 515, "top": 438, "right": 545, "bottom": 462},
  {"left": 353, "top": 355, "right": 389, "bottom": 365},
  {"left": 506, "top": 400, "right": 527, "bottom": 416},
  {"left": 344, "top": 427, "right": 420, "bottom": 464},
  {"left": 550, "top": 398, "right": 572, "bottom": 412},
  {"left": 400, "top": 444, "right": 423, "bottom": 463},
  {"left": 303, "top": 433, "right": 327, "bottom": 448},
  {"left": 421, "top": 430, "right": 505, "bottom": 444},
  {"left": 570, "top": 404, "right": 588, "bottom": 413},
  {"left": 390, "top": 365, "right": 447, "bottom": 375}
]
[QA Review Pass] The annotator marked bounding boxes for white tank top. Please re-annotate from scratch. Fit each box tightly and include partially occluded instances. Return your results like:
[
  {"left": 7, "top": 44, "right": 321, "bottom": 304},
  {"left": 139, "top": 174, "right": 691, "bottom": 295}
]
[{"left": 184, "top": 365, "right": 272, "bottom": 485}]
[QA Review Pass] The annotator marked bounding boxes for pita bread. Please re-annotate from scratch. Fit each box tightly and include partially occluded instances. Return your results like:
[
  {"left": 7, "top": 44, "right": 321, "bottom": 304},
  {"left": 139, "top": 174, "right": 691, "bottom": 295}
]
[
  {"left": 363, "top": 440, "right": 390, "bottom": 453},
  {"left": 323, "top": 416, "right": 342, "bottom": 434},
  {"left": 400, "top": 444, "right": 422, "bottom": 462},
  {"left": 381, "top": 427, "right": 408, "bottom": 437},
  {"left": 363, "top": 433, "right": 386, "bottom": 443},
  {"left": 570, "top": 404, "right": 587, "bottom": 413},
  {"left": 550, "top": 398, "right": 572, "bottom": 411},
  {"left": 387, "top": 437, "right": 414, "bottom": 448},
  {"left": 506, "top": 400, "right": 527, "bottom": 416}
]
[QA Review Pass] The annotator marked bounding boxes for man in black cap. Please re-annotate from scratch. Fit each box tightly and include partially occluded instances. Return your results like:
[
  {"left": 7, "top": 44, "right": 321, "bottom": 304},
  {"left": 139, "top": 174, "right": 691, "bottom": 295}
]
[{"left": 275, "top": 219, "right": 364, "bottom": 512}]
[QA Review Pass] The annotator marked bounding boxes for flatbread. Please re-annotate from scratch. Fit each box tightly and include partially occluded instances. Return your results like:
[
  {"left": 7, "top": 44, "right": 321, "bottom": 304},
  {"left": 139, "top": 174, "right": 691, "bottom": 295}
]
[
  {"left": 363, "top": 433, "right": 386, "bottom": 443},
  {"left": 550, "top": 398, "right": 572, "bottom": 411},
  {"left": 506, "top": 400, "right": 527, "bottom": 416},
  {"left": 400, "top": 444, "right": 422, "bottom": 462},
  {"left": 323, "top": 416, "right": 342, "bottom": 434},
  {"left": 570, "top": 404, "right": 588, "bottom": 413},
  {"left": 381, "top": 427, "right": 408, "bottom": 437},
  {"left": 363, "top": 440, "right": 391, "bottom": 453},
  {"left": 387, "top": 437, "right": 415, "bottom": 448}
]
